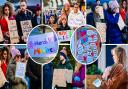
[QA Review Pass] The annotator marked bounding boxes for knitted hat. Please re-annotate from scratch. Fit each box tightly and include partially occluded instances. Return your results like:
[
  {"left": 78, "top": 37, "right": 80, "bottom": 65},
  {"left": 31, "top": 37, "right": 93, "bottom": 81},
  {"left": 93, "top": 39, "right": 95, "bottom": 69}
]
[
  {"left": 10, "top": 46, "right": 21, "bottom": 59},
  {"left": 109, "top": 0, "right": 119, "bottom": 10},
  {"left": 34, "top": 4, "right": 41, "bottom": 13},
  {"left": 60, "top": 47, "right": 67, "bottom": 60}
]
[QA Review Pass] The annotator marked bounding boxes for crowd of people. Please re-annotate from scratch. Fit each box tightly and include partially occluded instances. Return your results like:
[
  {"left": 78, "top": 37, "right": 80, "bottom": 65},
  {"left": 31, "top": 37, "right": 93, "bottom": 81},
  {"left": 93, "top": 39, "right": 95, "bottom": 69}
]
[
  {"left": 43, "top": 0, "right": 86, "bottom": 31},
  {"left": 0, "top": 0, "right": 41, "bottom": 44},
  {"left": 87, "top": 0, "right": 128, "bottom": 44},
  {"left": 0, "top": 46, "right": 41, "bottom": 89}
]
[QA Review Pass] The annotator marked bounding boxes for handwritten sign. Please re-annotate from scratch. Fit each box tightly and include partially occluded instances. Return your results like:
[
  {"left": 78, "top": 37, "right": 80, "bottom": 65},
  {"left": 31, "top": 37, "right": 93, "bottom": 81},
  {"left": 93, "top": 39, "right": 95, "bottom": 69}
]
[
  {"left": 73, "top": 26, "right": 101, "bottom": 64},
  {"left": 8, "top": 20, "right": 19, "bottom": 44},
  {"left": 96, "top": 22, "right": 106, "bottom": 42},
  {"left": 97, "top": 6, "right": 104, "bottom": 19},
  {"left": 20, "top": 20, "right": 32, "bottom": 42},
  {"left": 0, "top": 26, "right": 4, "bottom": 42},
  {"left": 28, "top": 32, "right": 58, "bottom": 58},
  {"left": 57, "top": 30, "right": 73, "bottom": 42},
  {"left": 52, "top": 69, "right": 73, "bottom": 87},
  {"left": 15, "top": 62, "right": 26, "bottom": 78}
]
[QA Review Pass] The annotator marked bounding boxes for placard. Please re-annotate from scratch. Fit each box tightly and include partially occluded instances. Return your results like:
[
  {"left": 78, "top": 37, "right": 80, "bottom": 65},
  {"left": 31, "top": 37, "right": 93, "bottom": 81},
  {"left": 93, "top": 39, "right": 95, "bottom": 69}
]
[
  {"left": 57, "top": 30, "right": 73, "bottom": 42},
  {"left": 52, "top": 69, "right": 73, "bottom": 87},
  {"left": 118, "top": 15, "right": 126, "bottom": 30},
  {"left": 28, "top": 32, "right": 58, "bottom": 58},
  {"left": 96, "top": 22, "right": 106, "bottom": 42},
  {"left": 20, "top": 20, "right": 32, "bottom": 42},
  {"left": 15, "top": 62, "right": 26, "bottom": 79},
  {"left": 0, "top": 26, "right": 4, "bottom": 42},
  {"left": 97, "top": 6, "right": 104, "bottom": 19},
  {"left": 8, "top": 20, "right": 19, "bottom": 43}
]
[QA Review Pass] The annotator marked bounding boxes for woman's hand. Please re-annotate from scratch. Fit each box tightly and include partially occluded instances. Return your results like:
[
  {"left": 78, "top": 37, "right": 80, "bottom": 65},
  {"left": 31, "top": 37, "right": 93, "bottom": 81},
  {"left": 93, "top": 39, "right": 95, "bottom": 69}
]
[{"left": 102, "top": 66, "right": 112, "bottom": 80}]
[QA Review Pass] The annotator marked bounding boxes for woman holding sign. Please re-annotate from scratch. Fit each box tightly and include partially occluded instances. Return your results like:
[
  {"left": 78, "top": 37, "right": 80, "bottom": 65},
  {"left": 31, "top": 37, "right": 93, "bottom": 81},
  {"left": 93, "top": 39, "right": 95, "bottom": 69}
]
[
  {"left": 101, "top": 47, "right": 127, "bottom": 89},
  {"left": 104, "top": 0, "right": 123, "bottom": 44},
  {"left": 6, "top": 47, "right": 27, "bottom": 89}
]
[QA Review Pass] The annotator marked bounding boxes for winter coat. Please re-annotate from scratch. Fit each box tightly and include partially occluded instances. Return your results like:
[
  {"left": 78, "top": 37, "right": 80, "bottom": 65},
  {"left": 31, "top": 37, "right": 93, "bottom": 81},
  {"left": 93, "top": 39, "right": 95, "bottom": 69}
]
[
  {"left": 16, "top": 10, "right": 33, "bottom": 37},
  {"left": 104, "top": 10, "right": 123, "bottom": 44},
  {"left": 101, "top": 64, "right": 127, "bottom": 89},
  {"left": 6, "top": 60, "right": 27, "bottom": 89}
]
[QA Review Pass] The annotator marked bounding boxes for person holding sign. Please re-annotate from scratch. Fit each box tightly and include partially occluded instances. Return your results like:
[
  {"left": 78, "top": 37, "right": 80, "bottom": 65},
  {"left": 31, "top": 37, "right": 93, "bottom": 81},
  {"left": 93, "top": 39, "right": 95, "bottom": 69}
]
[
  {"left": 104, "top": 0, "right": 123, "bottom": 44},
  {"left": 100, "top": 47, "right": 127, "bottom": 89},
  {"left": 6, "top": 47, "right": 27, "bottom": 89},
  {"left": 16, "top": 0, "right": 33, "bottom": 43},
  {"left": 2, "top": 2, "right": 16, "bottom": 44},
  {"left": 68, "top": 3, "right": 85, "bottom": 30},
  {"left": 54, "top": 47, "right": 73, "bottom": 89}
]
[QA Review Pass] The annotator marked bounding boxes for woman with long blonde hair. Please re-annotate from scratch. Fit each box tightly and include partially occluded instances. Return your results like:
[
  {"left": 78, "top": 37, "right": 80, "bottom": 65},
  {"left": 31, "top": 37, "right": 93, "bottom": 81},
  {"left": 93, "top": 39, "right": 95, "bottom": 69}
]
[{"left": 101, "top": 46, "right": 127, "bottom": 89}]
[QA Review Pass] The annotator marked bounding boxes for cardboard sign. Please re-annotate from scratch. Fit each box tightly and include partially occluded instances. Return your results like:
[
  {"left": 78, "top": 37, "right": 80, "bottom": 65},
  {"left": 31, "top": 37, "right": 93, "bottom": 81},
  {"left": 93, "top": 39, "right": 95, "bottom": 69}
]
[
  {"left": 20, "top": 20, "right": 32, "bottom": 42},
  {"left": 96, "top": 22, "right": 106, "bottom": 42},
  {"left": 8, "top": 20, "right": 19, "bottom": 44},
  {"left": 52, "top": 69, "right": 73, "bottom": 87},
  {"left": 118, "top": 15, "right": 126, "bottom": 30},
  {"left": 57, "top": 30, "right": 73, "bottom": 42},
  {"left": 0, "top": 26, "right": 4, "bottom": 42},
  {"left": 97, "top": 6, "right": 104, "bottom": 19},
  {"left": 15, "top": 62, "right": 26, "bottom": 78},
  {"left": 28, "top": 32, "right": 58, "bottom": 58}
]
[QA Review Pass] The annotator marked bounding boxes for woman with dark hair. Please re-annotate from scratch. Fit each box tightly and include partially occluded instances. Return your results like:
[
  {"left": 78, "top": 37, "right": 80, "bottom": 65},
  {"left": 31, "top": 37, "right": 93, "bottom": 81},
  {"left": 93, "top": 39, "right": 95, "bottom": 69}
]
[
  {"left": 0, "top": 47, "right": 9, "bottom": 78},
  {"left": 120, "top": 0, "right": 127, "bottom": 22},
  {"left": 101, "top": 47, "right": 127, "bottom": 89}
]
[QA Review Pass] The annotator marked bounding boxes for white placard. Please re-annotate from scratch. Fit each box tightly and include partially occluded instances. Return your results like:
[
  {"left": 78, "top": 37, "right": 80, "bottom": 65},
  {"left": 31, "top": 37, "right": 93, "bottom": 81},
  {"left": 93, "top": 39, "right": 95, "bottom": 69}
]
[
  {"left": 15, "top": 62, "right": 26, "bottom": 79},
  {"left": 118, "top": 15, "right": 126, "bottom": 31}
]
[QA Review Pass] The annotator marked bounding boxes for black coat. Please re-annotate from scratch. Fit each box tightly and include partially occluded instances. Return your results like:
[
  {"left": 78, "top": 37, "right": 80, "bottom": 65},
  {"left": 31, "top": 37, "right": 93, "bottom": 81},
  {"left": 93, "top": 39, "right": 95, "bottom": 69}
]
[
  {"left": 16, "top": 11, "right": 33, "bottom": 37},
  {"left": 32, "top": 15, "right": 41, "bottom": 27},
  {"left": 58, "top": 24, "right": 70, "bottom": 31}
]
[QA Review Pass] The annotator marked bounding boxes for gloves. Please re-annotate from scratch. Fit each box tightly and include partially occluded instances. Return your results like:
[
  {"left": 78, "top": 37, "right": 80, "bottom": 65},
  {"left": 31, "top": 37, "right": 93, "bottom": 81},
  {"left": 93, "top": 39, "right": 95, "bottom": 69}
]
[{"left": 74, "top": 76, "right": 80, "bottom": 82}]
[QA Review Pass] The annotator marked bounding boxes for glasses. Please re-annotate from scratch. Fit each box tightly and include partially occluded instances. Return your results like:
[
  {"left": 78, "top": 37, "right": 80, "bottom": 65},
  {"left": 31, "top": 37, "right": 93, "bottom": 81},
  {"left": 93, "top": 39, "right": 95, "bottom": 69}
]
[{"left": 15, "top": 55, "right": 21, "bottom": 58}]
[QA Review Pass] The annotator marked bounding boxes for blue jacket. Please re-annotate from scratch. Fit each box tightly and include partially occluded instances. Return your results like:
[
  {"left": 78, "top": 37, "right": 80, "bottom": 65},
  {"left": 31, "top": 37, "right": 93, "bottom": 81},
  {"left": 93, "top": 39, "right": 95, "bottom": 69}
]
[{"left": 104, "top": 10, "right": 123, "bottom": 44}]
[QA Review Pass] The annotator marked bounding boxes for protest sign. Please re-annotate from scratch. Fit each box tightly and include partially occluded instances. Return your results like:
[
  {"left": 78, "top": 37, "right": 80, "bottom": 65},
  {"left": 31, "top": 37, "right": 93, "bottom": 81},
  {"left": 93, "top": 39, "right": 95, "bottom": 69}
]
[
  {"left": 57, "top": 30, "right": 73, "bottom": 42},
  {"left": 97, "top": 6, "right": 104, "bottom": 19},
  {"left": 0, "top": 26, "right": 4, "bottom": 42},
  {"left": 8, "top": 20, "right": 19, "bottom": 43},
  {"left": 20, "top": 20, "right": 32, "bottom": 42},
  {"left": 28, "top": 32, "right": 58, "bottom": 58},
  {"left": 15, "top": 62, "right": 26, "bottom": 78},
  {"left": 52, "top": 69, "right": 73, "bottom": 87},
  {"left": 118, "top": 15, "right": 126, "bottom": 31},
  {"left": 96, "top": 22, "right": 106, "bottom": 42}
]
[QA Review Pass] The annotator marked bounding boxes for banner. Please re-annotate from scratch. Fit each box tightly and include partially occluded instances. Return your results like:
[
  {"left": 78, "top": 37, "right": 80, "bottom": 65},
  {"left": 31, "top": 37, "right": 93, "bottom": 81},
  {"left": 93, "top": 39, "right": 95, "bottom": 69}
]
[
  {"left": 8, "top": 20, "right": 19, "bottom": 44},
  {"left": 96, "top": 22, "right": 106, "bottom": 43},
  {"left": 57, "top": 30, "right": 73, "bottom": 42},
  {"left": 52, "top": 69, "right": 73, "bottom": 87},
  {"left": 20, "top": 20, "right": 32, "bottom": 42},
  {"left": 15, "top": 62, "right": 26, "bottom": 79},
  {"left": 28, "top": 32, "right": 58, "bottom": 58},
  {"left": 0, "top": 26, "right": 4, "bottom": 42}
]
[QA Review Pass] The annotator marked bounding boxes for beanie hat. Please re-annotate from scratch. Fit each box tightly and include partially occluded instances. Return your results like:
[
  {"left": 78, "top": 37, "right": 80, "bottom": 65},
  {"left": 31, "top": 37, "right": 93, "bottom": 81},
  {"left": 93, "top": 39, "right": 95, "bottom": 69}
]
[
  {"left": 34, "top": 4, "right": 41, "bottom": 13},
  {"left": 10, "top": 46, "right": 21, "bottom": 59},
  {"left": 109, "top": 0, "right": 119, "bottom": 11},
  {"left": 60, "top": 47, "right": 67, "bottom": 60}
]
